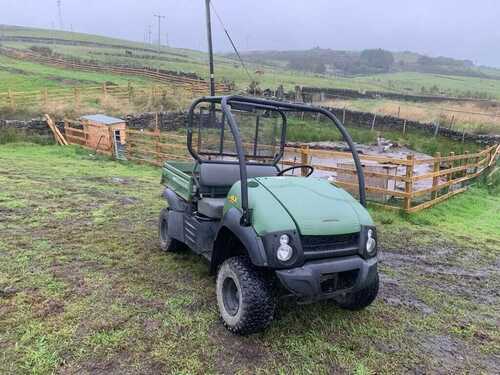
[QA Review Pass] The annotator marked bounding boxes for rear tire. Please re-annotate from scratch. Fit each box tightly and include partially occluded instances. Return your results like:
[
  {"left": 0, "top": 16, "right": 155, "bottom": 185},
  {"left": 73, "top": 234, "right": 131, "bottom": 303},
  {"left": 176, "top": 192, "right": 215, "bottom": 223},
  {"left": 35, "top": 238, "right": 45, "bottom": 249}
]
[
  {"left": 159, "top": 208, "right": 184, "bottom": 252},
  {"left": 333, "top": 273, "right": 379, "bottom": 310},
  {"left": 216, "top": 256, "right": 275, "bottom": 335}
]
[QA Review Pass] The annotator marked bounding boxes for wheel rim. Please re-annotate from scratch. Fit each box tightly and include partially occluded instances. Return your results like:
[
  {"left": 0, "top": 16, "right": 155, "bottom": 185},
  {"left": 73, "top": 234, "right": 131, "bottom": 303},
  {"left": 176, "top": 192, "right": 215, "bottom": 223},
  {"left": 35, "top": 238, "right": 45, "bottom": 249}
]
[
  {"left": 160, "top": 216, "right": 169, "bottom": 242},
  {"left": 222, "top": 277, "right": 240, "bottom": 316}
]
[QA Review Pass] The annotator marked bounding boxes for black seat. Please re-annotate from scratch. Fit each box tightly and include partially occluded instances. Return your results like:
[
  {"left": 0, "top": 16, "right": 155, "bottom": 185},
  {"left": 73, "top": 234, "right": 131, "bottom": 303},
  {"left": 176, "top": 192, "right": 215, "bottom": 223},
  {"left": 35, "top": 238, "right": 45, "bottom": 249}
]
[
  {"left": 199, "top": 163, "right": 278, "bottom": 190},
  {"left": 196, "top": 163, "right": 278, "bottom": 217}
]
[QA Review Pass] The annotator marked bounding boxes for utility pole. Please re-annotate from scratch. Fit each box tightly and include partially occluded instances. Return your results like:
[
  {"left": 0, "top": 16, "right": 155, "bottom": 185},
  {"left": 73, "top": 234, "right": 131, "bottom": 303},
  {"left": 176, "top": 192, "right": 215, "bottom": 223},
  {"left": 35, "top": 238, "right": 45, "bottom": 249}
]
[
  {"left": 148, "top": 25, "right": 152, "bottom": 45},
  {"left": 153, "top": 14, "right": 165, "bottom": 55},
  {"left": 57, "top": 0, "right": 64, "bottom": 30},
  {"left": 154, "top": 14, "right": 165, "bottom": 72},
  {"left": 205, "top": 0, "right": 216, "bottom": 96}
]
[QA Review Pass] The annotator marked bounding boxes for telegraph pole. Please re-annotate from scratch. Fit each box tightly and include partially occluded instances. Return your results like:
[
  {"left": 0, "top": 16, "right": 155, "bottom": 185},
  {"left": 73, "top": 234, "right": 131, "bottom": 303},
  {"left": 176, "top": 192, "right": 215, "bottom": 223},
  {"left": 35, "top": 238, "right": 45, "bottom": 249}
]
[
  {"left": 205, "top": 0, "right": 216, "bottom": 96},
  {"left": 154, "top": 14, "right": 165, "bottom": 55},
  {"left": 154, "top": 14, "right": 165, "bottom": 72},
  {"left": 57, "top": 0, "right": 64, "bottom": 30}
]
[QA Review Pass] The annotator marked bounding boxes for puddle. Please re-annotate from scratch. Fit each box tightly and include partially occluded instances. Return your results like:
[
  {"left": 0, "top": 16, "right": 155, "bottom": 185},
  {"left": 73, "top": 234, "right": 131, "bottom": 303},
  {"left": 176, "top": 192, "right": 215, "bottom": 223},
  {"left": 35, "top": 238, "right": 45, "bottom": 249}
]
[{"left": 283, "top": 140, "right": 443, "bottom": 193}]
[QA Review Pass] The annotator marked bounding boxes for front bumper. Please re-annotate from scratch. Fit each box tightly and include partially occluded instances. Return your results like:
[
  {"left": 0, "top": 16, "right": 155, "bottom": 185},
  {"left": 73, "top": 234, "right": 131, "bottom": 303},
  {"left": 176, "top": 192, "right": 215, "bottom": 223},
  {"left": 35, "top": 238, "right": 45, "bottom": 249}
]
[{"left": 275, "top": 255, "right": 377, "bottom": 303}]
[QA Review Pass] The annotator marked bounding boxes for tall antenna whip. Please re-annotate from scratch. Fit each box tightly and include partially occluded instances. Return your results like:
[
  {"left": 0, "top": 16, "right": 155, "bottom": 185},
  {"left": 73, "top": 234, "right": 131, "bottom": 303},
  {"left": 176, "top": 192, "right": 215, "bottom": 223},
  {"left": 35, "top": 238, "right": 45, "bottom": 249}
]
[
  {"left": 205, "top": 0, "right": 216, "bottom": 97},
  {"left": 210, "top": 1, "right": 254, "bottom": 83}
]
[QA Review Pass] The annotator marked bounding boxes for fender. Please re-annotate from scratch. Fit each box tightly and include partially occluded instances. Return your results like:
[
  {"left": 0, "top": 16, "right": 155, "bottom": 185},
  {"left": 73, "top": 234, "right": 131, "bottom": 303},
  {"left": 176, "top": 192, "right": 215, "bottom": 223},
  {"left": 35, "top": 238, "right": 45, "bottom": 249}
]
[
  {"left": 162, "top": 188, "right": 188, "bottom": 212},
  {"left": 162, "top": 188, "right": 188, "bottom": 242},
  {"left": 211, "top": 207, "right": 268, "bottom": 272}
]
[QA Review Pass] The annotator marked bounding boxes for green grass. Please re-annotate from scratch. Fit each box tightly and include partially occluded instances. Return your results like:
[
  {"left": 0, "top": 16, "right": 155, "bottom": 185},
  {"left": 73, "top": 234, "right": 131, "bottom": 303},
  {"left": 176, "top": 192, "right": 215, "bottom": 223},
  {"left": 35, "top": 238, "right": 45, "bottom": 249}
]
[
  {"left": 2, "top": 24, "right": 500, "bottom": 103},
  {"left": 0, "top": 54, "right": 149, "bottom": 92},
  {"left": 353, "top": 72, "right": 500, "bottom": 99},
  {"left": 0, "top": 143, "right": 498, "bottom": 374}
]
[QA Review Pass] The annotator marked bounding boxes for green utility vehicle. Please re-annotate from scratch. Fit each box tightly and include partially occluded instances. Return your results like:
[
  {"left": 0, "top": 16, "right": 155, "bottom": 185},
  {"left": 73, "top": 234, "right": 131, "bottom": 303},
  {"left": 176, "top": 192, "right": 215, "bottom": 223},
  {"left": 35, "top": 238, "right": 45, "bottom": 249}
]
[{"left": 159, "top": 96, "right": 378, "bottom": 334}]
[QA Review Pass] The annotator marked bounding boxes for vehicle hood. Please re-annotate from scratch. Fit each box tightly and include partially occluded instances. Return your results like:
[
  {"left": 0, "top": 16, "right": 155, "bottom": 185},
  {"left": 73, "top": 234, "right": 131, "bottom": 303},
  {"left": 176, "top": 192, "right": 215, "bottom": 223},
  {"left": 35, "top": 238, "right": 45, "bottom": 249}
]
[{"left": 255, "top": 176, "right": 373, "bottom": 235}]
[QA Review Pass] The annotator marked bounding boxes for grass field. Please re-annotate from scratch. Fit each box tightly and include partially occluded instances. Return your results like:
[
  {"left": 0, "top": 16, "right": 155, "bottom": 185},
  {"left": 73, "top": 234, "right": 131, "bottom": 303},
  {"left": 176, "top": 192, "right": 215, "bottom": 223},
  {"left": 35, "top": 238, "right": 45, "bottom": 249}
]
[
  {"left": 0, "top": 143, "right": 498, "bottom": 374},
  {"left": 0, "top": 54, "right": 148, "bottom": 92},
  {"left": 3, "top": 25, "right": 500, "bottom": 101}
]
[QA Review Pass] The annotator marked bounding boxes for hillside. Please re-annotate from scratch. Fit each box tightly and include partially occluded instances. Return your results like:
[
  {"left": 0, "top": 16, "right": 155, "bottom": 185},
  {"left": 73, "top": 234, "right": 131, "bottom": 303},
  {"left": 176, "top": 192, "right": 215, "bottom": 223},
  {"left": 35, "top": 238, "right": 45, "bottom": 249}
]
[
  {"left": 236, "top": 47, "right": 500, "bottom": 82},
  {"left": 2, "top": 25, "right": 500, "bottom": 102}
]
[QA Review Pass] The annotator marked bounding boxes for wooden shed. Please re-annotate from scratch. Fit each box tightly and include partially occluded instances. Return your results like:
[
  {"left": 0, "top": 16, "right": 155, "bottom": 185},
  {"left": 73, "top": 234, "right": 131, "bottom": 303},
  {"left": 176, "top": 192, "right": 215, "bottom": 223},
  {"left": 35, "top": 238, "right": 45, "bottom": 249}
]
[{"left": 79, "top": 114, "right": 126, "bottom": 154}]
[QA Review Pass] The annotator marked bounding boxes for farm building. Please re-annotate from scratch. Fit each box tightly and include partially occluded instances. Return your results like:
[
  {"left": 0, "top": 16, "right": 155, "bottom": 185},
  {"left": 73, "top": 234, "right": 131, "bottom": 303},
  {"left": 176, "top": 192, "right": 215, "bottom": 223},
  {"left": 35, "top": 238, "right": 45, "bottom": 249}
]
[{"left": 79, "top": 114, "right": 126, "bottom": 151}]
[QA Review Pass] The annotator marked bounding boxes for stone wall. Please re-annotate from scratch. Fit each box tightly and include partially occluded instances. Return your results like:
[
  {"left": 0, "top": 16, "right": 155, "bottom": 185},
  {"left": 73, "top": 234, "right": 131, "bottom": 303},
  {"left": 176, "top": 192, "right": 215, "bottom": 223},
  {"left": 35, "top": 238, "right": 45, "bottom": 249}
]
[
  {"left": 300, "top": 86, "right": 499, "bottom": 105},
  {"left": 0, "top": 118, "right": 64, "bottom": 138},
  {"left": 1, "top": 110, "right": 498, "bottom": 146},
  {"left": 124, "top": 112, "right": 187, "bottom": 131}
]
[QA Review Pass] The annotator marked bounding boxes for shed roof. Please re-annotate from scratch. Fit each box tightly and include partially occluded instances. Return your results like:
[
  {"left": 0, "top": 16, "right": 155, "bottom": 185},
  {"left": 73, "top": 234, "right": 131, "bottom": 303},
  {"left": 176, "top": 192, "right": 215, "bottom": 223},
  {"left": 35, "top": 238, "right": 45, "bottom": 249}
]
[{"left": 80, "top": 114, "right": 125, "bottom": 125}]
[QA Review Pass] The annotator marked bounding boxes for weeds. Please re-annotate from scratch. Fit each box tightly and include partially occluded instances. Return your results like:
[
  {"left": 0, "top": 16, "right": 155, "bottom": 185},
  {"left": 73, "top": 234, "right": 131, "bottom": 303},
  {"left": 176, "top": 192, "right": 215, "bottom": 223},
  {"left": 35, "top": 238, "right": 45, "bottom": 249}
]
[{"left": 0, "top": 128, "right": 54, "bottom": 145}]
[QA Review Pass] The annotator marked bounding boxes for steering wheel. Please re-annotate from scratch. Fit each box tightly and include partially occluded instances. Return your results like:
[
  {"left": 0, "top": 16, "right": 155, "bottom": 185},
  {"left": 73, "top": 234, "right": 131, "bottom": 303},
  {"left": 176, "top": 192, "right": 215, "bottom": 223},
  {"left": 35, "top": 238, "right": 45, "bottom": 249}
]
[{"left": 278, "top": 165, "right": 315, "bottom": 177}]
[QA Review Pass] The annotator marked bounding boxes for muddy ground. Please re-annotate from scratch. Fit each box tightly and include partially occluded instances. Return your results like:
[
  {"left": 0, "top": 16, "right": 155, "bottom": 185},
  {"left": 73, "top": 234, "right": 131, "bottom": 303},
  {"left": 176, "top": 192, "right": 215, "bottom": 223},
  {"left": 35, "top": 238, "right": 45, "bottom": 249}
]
[{"left": 0, "top": 144, "right": 498, "bottom": 374}]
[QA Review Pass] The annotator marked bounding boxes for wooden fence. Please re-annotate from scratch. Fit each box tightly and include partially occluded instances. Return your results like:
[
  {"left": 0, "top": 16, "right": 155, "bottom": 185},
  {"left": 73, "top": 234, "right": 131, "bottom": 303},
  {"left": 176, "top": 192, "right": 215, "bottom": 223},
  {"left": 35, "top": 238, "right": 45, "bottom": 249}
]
[
  {"left": 0, "top": 47, "right": 230, "bottom": 94},
  {"left": 63, "top": 120, "right": 115, "bottom": 155},
  {"left": 0, "top": 82, "right": 216, "bottom": 110},
  {"left": 121, "top": 129, "right": 499, "bottom": 213}
]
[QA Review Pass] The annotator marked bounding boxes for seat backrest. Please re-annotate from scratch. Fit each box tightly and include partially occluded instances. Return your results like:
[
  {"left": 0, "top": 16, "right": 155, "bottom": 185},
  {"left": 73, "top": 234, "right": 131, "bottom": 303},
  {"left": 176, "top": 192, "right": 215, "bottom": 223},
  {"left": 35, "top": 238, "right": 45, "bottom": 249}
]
[{"left": 199, "top": 163, "right": 278, "bottom": 188}]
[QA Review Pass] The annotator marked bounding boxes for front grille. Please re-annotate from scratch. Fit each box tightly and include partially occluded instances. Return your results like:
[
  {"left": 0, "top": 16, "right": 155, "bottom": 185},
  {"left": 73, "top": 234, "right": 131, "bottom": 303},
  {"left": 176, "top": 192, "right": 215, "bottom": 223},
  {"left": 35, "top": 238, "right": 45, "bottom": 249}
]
[
  {"left": 320, "top": 270, "right": 359, "bottom": 293},
  {"left": 301, "top": 233, "right": 359, "bottom": 260}
]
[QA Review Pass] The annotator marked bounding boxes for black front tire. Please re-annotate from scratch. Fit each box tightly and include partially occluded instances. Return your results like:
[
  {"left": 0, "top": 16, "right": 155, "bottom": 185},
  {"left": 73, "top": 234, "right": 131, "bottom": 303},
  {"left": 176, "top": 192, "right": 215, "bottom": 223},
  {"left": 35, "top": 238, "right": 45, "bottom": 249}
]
[
  {"left": 333, "top": 273, "right": 379, "bottom": 310},
  {"left": 216, "top": 256, "right": 275, "bottom": 335},
  {"left": 159, "top": 208, "right": 184, "bottom": 252}
]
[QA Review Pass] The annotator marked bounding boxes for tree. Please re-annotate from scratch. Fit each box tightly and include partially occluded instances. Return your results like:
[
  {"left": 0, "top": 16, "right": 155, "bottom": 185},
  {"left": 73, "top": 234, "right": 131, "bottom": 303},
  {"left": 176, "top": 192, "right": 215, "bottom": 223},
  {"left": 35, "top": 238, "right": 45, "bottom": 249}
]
[{"left": 360, "top": 49, "right": 394, "bottom": 72}]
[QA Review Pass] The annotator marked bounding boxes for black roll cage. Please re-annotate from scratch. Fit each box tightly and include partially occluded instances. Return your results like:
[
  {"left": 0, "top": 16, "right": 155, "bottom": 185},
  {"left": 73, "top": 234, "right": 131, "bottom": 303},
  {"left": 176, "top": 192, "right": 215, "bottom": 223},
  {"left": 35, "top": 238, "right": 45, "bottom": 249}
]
[{"left": 187, "top": 95, "right": 367, "bottom": 226}]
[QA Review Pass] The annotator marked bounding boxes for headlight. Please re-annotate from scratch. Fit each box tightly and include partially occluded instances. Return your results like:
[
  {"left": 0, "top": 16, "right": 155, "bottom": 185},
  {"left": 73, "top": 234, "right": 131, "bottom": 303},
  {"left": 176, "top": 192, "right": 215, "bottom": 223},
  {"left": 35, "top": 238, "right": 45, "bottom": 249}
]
[
  {"left": 366, "top": 229, "right": 377, "bottom": 255},
  {"left": 277, "top": 234, "right": 293, "bottom": 262}
]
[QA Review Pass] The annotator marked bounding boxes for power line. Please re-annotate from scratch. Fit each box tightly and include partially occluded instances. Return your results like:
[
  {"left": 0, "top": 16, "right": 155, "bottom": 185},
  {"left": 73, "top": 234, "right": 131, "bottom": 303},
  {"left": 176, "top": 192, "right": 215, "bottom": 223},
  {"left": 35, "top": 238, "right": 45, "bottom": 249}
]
[{"left": 210, "top": 1, "right": 254, "bottom": 83}]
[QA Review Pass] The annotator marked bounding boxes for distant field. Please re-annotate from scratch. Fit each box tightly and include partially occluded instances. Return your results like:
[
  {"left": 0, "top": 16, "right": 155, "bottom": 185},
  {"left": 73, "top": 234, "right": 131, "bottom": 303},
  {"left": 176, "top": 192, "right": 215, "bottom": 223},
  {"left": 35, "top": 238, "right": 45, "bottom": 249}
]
[
  {"left": 356, "top": 72, "right": 500, "bottom": 100},
  {"left": 0, "top": 54, "right": 148, "bottom": 92},
  {"left": 1, "top": 24, "right": 500, "bottom": 137}
]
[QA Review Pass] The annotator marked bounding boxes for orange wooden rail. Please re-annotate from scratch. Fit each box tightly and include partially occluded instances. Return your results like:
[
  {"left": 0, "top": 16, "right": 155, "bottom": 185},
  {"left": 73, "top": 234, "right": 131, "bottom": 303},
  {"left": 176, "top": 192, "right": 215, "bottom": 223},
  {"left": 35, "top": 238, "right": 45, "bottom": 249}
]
[{"left": 122, "top": 129, "right": 499, "bottom": 213}]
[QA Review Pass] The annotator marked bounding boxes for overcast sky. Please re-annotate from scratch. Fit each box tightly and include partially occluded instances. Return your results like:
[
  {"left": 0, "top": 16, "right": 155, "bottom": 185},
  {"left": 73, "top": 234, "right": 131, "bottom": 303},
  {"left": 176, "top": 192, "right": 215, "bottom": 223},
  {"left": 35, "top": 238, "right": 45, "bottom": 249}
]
[{"left": 1, "top": 0, "right": 499, "bottom": 67}]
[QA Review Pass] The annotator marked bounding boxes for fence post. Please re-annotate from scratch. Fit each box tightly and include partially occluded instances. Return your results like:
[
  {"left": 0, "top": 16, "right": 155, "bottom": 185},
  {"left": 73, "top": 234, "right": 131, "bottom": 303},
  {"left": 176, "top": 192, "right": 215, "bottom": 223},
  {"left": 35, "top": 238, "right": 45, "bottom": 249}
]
[
  {"left": 433, "top": 121, "right": 440, "bottom": 137},
  {"left": 155, "top": 113, "right": 161, "bottom": 164},
  {"left": 128, "top": 82, "right": 133, "bottom": 103},
  {"left": 449, "top": 115, "right": 455, "bottom": 130},
  {"left": 464, "top": 151, "right": 469, "bottom": 178},
  {"left": 42, "top": 88, "right": 48, "bottom": 107},
  {"left": 74, "top": 87, "right": 80, "bottom": 109},
  {"left": 342, "top": 106, "right": 346, "bottom": 124},
  {"left": 448, "top": 151, "right": 455, "bottom": 192},
  {"left": 474, "top": 152, "right": 480, "bottom": 174},
  {"left": 432, "top": 152, "right": 441, "bottom": 200},
  {"left": 371, "top": 114, "right": 377, "bottom": 131},
  {"left": 462, "top": 128, "right": 466, "bottom": 143},
  {"left": 300, "top": 146, "right": 310, "bottom": 176},
  {"left": 404, "top": 155, "right": 415, "bottom": 212},
  {"left": 403, "top": 119, "right": 407, "bottom": 135},
  {"left": 8, "top": 89, "right": 15, "bottom": 109},
  {"left": 397, "top": 106, "right": 400, "bottom": 118}
]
